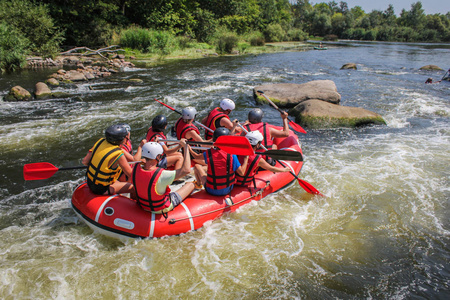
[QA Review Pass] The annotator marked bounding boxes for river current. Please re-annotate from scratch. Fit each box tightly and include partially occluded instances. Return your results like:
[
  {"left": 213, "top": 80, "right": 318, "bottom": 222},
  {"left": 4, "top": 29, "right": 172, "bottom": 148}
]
[{"left": 0, "top": 41, "right": 449, "bottom": 298}]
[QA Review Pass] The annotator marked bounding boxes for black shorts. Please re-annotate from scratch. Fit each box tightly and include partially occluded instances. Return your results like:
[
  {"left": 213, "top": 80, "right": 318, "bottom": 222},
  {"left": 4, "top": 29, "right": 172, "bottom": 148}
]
[{"left": 87, "top": 179, "right": 111, "bottom": 195}]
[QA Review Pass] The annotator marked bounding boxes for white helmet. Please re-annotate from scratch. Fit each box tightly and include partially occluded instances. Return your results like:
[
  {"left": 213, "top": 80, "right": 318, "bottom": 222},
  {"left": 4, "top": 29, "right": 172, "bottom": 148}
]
[
  {"left": 245, "top": 130, "right": 263, "bottom": 146},
  {"left": 182, "top": 107, "right": 197, "bottom": 120},
  {"left": 220, "top": 98, "right": 235, "bottom": 111},
  {"left": 141, "top": 142, "right": 164, "bottom": 159}
]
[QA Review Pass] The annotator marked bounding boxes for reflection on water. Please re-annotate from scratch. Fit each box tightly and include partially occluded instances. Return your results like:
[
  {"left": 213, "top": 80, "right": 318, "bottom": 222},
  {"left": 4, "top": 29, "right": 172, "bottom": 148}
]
[{"left": 1, "top": 41, "right": 449, "bottom": 298}]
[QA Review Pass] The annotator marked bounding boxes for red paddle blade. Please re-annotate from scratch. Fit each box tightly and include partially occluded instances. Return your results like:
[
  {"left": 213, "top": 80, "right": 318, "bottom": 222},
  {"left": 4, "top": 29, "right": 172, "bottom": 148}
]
[
  {"left": 214, "top": 135, "right": 254, "bottom": 155},
  {"left": 288, "top": 119, "right": 307, "bottom": 134},
  {"left": 297, "top": 178, "right": 324, "bottom": 196},
  {"left": 23, "top": 162, "right": 59, "bottom": 180}
]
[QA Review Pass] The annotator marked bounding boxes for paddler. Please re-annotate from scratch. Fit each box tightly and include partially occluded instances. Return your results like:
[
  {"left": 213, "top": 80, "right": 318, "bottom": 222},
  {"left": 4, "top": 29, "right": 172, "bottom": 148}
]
[
  {"left": 146, "top": 114, "right": 183, "bottom": 169},
  {"left": 131, "top": 140, "right": 196, "bottom": 215},
  {"left": 117, "top": 123, "right": 146, "bottom": 182},
  {"left": 174, "top": 106, "right": 209, "bottom": 165},
  {"left": 200, "top": 98, "right": 241, "bottom": 139},
  {"left": 242, "top": 108, "right": 289, "bottom": 164},
  {"left": 235, "top": 131, "right": 290, "bottom": 187},
  {"left": 192, "top": 127, "right": 249, "bottom": 196},
  {"left": 81, "top": 124, "right": 134, "bottom": 195}
]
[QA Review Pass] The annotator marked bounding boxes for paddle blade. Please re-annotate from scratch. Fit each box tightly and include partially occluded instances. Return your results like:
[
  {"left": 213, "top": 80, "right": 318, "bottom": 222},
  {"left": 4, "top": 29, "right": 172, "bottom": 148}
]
[
  {"left": 214, "top": 135, "right": 254, "bottom": 155},
  {"left": 288, "top": 119, "right": 307, "bottom": 134},
  {"left": 297, "top": 178, "right": 324, "bottom": 197},
  {"left": 23, "top": 162, "right": 59, "bottom": 180}
]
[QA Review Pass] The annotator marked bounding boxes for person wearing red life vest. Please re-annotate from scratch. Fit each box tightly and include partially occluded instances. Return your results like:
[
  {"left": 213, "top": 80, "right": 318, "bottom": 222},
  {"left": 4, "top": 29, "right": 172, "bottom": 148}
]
[
  {"left": 131, "top": 139, "right": 196, "bottom": 214},
  {"left": 235, "top": 131, "right": 290, "bottom": 187},
  {"left": 118, "top": 123, "right": 146, "bottom": 162},
  {"left": 242, "top": 108, "right": 290, "bottom": 150},
  {"left": 174, "top": 106, "right": 209, "bottom": 165},
  {"left": 146, "top": 115, "right": 183, "bottom": 169},
  {"left": 200, "top": 98, "right": 241, "bottom": 140},
  {"left": 193, "top": 127, "right": 249, "bottom": 196},
  {"left": 82, "top": 124, "right": 134, "bottom": 196}
]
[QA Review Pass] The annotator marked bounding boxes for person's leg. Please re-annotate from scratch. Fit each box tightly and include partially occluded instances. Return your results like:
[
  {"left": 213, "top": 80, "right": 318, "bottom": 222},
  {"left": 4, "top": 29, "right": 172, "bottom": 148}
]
[
  {"left": 175, "top": 182, "right": 196, "bottom": 200},
  {"left": 166, "top": 152, "right": 183, "bottom": 169},
  {"left": 109, "top": 181, "right": 134, "bottom": 195},
  {"left": 194, "top": 164, "right": 207, "bottom": 186}
]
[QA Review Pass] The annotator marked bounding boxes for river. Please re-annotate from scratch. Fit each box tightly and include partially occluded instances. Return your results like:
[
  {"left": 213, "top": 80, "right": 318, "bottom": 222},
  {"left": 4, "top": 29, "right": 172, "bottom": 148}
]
[{"left": 1, "top": 41, "right": 449, "bottom": 299}]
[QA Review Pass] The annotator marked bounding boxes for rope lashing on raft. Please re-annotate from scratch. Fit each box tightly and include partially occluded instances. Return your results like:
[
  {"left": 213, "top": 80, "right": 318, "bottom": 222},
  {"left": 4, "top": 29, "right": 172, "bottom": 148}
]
[{"left": 168, "top": 181, "right": 270, "bottom": 224}]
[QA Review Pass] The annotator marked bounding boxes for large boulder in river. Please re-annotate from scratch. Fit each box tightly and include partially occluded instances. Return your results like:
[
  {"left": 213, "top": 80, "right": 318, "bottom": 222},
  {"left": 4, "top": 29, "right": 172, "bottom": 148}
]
[
  {"left": 289, "top": 100, "right": 386, "bottom": 128},
  {"left": 253, "top": 80, "right": 341, "bottom": 108},
  {"left": 34, "top": 82, "right": 52, "bottom": 100},
  {"left": 5, "top": 86, "right": 32, "bottom": 101},
  {"left": 419, "top": 65, "right": 443, "bottom": 71}
]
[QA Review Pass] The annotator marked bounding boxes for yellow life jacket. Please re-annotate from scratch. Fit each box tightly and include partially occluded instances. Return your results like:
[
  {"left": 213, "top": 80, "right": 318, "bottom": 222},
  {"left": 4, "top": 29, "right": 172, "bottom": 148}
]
[{"left": 86, "top": 138, "right": 123, "bottom": 186}]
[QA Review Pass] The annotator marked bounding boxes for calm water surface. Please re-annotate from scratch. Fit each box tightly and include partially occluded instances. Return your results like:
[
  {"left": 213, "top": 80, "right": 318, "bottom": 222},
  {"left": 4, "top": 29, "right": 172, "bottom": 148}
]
[{"left": 0, "top": 41, "right": 449, "bottom": 298}]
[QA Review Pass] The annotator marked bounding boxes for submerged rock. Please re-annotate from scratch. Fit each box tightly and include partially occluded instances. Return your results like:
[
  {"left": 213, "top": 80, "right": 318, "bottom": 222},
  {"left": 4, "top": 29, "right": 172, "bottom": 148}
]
[
  {"left": 289, "top": 100, "right": 386, "bottom": 128},
  {"left": 341, "top": 63, "right": 357, "bottom": 70},
  {"left": 420, "top": 65, "right": 443, "bottom": 71}
]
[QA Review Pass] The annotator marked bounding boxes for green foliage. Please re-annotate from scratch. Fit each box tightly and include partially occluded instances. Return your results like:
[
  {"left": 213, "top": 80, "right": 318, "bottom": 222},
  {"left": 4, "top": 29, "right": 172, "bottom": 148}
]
[
  {"left": 237, "top": 42, "right": 250, "bottom": 54},
  {"left": 246, "top": 31, "right": 265, "bottom": 46},
  {"left": 287, "top": 28, "right": 308, "bottom": 41},
  {"left": 118, "top": 26, "right": 176, "bottom": 55},
  {"left": 0, "top": 0, "right": 63, "bottom": 57},
  {"left": 264, "top": 23, "right": 286, "bottom": 42},
  {"left": 214, "top": 29, "right": 238, "bottom": 54},
  {"left": 0, "top": 23, "right": 29, "bottom": 72},
  {"left": 192, "top": 8, "right": 218, "bottom": 43}
]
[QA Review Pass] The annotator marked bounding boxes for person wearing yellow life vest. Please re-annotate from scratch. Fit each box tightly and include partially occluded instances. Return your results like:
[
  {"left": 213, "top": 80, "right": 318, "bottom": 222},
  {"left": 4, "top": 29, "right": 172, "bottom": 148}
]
[
  {"left": 82, "top": 124, "right": 134, "bottom": 195},
  {"left": 200, "top": 98, "right": 240, "bottom": 140},
  {"left": 235, "top": 131, "right": 290, "bottom": 187},
  {"left": 193, "top": 127, "right": 249, "bottom": 196},
  {"left": 131, "top": 139, "right": 196, "bottom": 214}
]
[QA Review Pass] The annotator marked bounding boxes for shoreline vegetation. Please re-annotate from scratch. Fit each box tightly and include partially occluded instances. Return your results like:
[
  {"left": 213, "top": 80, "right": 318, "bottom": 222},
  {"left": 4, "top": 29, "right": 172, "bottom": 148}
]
[{"left": 1, "top": 0, "right": 448, "bottom": 72}]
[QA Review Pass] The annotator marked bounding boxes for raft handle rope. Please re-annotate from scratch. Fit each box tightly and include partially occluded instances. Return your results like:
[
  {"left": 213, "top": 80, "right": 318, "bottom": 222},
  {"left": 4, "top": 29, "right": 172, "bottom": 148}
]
[{"left": 168, "top": 180, "right": 270, "bottom": 224}]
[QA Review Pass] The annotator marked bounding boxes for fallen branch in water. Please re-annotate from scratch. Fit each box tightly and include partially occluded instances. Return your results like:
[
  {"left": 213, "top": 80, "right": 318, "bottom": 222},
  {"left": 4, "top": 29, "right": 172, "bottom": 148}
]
[{"left": 60, "top": 45, "right": 125, "bottom": 60}]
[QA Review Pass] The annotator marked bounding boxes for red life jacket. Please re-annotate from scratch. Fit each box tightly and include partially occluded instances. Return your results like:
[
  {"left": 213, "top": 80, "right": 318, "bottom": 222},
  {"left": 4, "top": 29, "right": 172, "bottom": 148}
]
[
  {"left": 205, "top": 148, "right": 235, "bottom": 190},
  {"left": 245, "top": 122, "right": 273, "bottom": 150},
  {"left": 146, "top": 127, "right": 166, "bottom": 142},
  {"left": 235, "top": 153, "right": 262, "bottom": 186},
  {"left": 175, "top": 118, "right": 200, "bottom": 141},
  {"left": 132, "top": 165, "right": 171, "bottom": 213},
  {"left": 204, "top": 107, "right": 229, "bottom": 139},
  {"left": 121, "top": 139, "right": 133, "bottom": 154}
]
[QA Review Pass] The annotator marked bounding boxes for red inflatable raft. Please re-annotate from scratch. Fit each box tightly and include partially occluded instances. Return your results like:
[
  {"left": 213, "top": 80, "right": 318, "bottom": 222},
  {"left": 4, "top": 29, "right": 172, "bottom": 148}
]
[{"left": 71, "top": 132, "right": 303, "bottom": 239}]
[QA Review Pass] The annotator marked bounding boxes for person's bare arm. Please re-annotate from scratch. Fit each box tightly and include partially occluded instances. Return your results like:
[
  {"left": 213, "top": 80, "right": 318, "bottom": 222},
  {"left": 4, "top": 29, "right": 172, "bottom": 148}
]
[
  {"left": 175, "top": 140, "right": 191, "bottom": 180},
  {"left": 258, "top": 159, "right": 290, "bottom": 173},
  {"left": 235, "top": 155, "right": 249, "bottom": 176},
  {"left": 270, "top": 111, "right": 289, "bottom": 138}
]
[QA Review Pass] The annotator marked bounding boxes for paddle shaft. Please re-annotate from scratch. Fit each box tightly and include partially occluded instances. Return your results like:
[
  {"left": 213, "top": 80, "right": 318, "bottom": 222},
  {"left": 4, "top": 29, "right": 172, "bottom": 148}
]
[
  {"left": 154, "top": 98, "right": 214, "bottom": 132},
  {"left": 256, "top": 90, "right": 306, "bottom": 134}
]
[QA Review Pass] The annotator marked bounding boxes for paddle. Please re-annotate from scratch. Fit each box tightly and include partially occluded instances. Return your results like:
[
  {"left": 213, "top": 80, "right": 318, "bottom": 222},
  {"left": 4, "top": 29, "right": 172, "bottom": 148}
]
[
  {"left": 256, "top": 90, "right": 307, "bottom": 134},
  {"left": 239, "top": 123, "right": 323, "bottom": 196},
  {"left": 154, "top": 98, "right": 214, "bottom": 133},
  {"left": 160, "top": 135, "right": 254, "bottom": 156},
  {"left": 23, "top": 161, "right": 142, "bottom": 181},
  {"left": 255, "top": 149, "right": 303, "bottom": 161},
  {"left": 441, "top": 69, "right": 450, "bottom": 81}
]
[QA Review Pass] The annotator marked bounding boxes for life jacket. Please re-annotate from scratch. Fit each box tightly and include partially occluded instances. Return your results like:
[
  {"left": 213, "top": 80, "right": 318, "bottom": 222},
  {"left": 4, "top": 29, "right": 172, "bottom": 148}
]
[
  {"left": 235, "top": 153, "right": 262, "bottom": 186},
  {"left": 205, "top": 148, "right": 235, "bottom": 190},
  {"left": 86, "top": 138, "right": 123, "bottom": 186},
  {"left": 175, "top": 118, "right": 200, "bottom": 141},
  {"left": 245, "top": 122, "right": 273, "bottom": 150},
  {"left": 204, "top": 107, "right": 229, "bottom": 140},
  {"left": 132, "top": 165, "right": 172, "bottom": 213},
  {"left": 146, "top": 127, "right": 166, "bottom": 142},
  {"left": 121, "top": 139, "right": 132, "bottom": 154}
]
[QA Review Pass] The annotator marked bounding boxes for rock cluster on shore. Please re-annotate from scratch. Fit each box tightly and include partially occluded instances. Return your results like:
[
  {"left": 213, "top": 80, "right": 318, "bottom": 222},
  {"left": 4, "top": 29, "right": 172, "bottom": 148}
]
[
  {"left": 5, "top": 55, "right": 136, "bottom": 101},
  {"left": 254, "top": 80, "right": 386, "bottom": 129}
]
